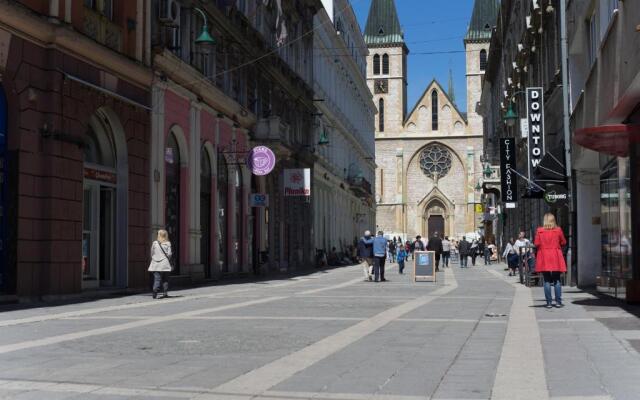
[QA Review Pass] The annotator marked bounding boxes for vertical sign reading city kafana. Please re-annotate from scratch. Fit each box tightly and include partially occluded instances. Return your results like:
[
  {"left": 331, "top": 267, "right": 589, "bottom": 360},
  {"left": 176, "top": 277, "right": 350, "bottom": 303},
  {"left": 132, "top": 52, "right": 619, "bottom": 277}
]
[
  {"left": 527, "top": 87, "right": 545, "bottom": 178},
  {"left": 500, "top": 138, "right": 517, "bottom": 204}
]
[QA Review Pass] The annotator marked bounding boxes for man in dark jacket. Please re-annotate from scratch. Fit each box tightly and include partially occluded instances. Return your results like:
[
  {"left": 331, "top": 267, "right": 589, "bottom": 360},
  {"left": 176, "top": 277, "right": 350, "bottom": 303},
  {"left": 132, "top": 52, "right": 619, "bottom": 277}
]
[
  {"left": 458, "top": 236, "right": 471, "bottom": 268},
  {"left": 427, "top": 232, "right": 443, "bottom": 271},
  {"left": 357, "top": 230, "right": 374, "bottom": 281}
]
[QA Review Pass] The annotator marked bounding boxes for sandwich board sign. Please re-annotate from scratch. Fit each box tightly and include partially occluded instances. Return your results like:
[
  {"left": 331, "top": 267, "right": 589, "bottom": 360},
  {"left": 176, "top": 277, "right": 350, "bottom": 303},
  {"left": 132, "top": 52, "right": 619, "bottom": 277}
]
[{"left": 414, "top": 251, "right": 436, "bottom": 282}]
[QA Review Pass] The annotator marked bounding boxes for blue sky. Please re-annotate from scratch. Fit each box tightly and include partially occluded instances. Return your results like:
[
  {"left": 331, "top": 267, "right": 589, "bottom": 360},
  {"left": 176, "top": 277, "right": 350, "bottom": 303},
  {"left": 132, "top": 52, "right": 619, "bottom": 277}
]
[{"left": 351, "top": 0, "right": 476, "bottom": 113}]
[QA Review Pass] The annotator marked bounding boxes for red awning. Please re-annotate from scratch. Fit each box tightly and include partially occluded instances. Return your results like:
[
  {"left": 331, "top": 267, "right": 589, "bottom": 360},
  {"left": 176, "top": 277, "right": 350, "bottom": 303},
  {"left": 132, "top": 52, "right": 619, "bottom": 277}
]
[{"left": 575, "top": 124, "right": 640, "bottom": 157}]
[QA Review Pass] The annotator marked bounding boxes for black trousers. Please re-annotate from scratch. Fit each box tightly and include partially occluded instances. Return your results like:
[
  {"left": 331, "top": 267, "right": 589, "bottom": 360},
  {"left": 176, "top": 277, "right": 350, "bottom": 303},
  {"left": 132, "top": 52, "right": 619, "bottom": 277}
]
[
  {"left": 374, "top": 256, "right": 386, "bottom": 281},
  {"left": 435, "top": 252, "right": 441, "bottom": 270}
]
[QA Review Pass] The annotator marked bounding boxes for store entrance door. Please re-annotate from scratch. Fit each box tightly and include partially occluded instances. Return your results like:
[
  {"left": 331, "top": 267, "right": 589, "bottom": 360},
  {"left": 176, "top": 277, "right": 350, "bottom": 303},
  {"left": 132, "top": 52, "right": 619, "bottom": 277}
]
[{"left": 82, "top": 181, "right": 116, "bottom": 288}]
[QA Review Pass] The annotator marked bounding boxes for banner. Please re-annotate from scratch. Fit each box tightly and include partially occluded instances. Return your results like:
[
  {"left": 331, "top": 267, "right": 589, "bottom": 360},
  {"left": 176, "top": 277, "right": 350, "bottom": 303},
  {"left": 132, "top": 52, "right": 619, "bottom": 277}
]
[
  {"left": 527, "top": 87, "right": 545, "bottom": 178},
  {"left": 500, "top": 138, "right": 517, "bottom": 204},
  {"left": 284, "top": 168, "right": 311, "bottom": 197}
]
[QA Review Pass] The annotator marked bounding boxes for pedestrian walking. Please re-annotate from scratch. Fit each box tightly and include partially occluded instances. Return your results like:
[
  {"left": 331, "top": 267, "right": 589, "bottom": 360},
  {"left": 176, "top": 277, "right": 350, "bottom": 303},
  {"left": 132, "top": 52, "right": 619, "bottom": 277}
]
[
  {"left": 458, "top": 236, "right": 471, "bottom": 268},
  {"left": 503, "top": 237, "right": 518, "bottom": 276},
  {"left": 357, "top": 230, "right": 374, "bottom": 281},
  {"left": 470, "top": 239, "right": 479, "bottom": 266},
  {"left": 373, "top": 231, "right": 388, "bottom": 282},
  {"left": 397, "top": 246, "right": 407, "bottom": 274},
  {"left": 427, "top": 232, "right": 443, "bottom": 271},
  {"left": 413, "top": 236, "right": 425, "bottom": 252},
  {"left": 442, "top": 236, "right": 451, "bottom": 268},
  {"left": 388, "top": 240, "right": 397, "bottom": 263},
  {"left": 535, "top": 213, "right": 567, "bottom": 308},
  {"left": 148, "top": 229, "right": 172, "bottom": 299},
  {"left": 482, "top": 238, "right": 492, "bottom": 265},
  {"left": 405, "top": 240, "right": 413, "bottom": 260}
]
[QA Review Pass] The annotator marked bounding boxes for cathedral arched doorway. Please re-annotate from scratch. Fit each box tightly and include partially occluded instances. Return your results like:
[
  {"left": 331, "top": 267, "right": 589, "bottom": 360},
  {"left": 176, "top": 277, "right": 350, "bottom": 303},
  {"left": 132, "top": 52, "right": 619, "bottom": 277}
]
[{"left": 423, "top": 199, "right": 447, "bottom": 238}]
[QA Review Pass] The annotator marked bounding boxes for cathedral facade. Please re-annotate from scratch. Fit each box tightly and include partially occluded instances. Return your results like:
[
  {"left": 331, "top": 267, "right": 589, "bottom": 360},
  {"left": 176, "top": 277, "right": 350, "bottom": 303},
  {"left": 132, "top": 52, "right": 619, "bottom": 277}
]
[{"left": 365, "top": 0, "right": 498, "bottom": 240}]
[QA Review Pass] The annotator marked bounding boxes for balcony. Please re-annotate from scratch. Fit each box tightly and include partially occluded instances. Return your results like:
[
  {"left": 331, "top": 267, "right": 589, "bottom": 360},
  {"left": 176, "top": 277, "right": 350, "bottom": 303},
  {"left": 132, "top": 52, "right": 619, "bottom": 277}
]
[
  {"left": 254, "top": 116, "right": 293, "bottom": 158},
  {"left": 348, "top": 176, "right": 372, "bottom": 198},
  {"left": 83, "top": 8, "right": 123, "bottom": 52}
]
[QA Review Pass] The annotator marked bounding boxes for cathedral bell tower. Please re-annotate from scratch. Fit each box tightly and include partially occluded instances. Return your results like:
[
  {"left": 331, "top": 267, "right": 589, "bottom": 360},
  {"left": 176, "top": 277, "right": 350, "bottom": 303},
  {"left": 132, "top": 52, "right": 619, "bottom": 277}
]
[{"left": 364, "top": 0, "right": 408, "bottom": 136}]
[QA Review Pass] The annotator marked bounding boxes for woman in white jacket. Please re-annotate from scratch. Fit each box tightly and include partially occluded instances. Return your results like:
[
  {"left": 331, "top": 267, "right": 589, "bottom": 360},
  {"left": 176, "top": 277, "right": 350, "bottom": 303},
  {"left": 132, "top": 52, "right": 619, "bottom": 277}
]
[{"left": 148, "top": 230, "right": 172, "bottom": 298}]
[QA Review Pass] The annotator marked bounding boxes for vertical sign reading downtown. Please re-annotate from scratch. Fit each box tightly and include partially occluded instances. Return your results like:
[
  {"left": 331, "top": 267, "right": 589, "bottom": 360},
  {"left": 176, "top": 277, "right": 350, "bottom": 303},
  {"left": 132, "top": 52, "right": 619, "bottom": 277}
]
[
  {"left": 526, "top": 87, "right": 545, "bottom": 178},
  {"left": 500, "top": 138, "right": 517, "bottom": 204}
]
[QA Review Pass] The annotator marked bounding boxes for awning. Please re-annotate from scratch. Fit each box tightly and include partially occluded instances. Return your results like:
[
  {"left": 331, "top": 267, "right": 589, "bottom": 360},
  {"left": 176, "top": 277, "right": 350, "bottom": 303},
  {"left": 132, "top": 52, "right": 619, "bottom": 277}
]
[{"left": 575, "top": 124, "right": 640, "bottom": 157}]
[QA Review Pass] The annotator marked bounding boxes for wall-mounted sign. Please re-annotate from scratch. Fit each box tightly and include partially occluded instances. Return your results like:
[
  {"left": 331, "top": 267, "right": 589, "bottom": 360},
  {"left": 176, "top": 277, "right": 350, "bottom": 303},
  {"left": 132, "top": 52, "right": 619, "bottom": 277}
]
[
  {"left": 84, "top": 167, "right": 117, "bottom": 184},
  {"left": 247, "top": 146, "right": 276, "bottom": 176},
  {"left": 520, "top": 118, "right": 529, "bottom": 138},
  {"left": 527, "top": 87, "right": 545, "bottom": 178},
  {"left": 249, "top": 193, "right": 269, "bottom": 207},
  {"left": 475, "top": 204, "right": 484, "bottom": 213},
  {"left": 284, "top": 168, "right": 311, "bottom": 196},
  {"left": 543, "top": 184, "right": 569, "bottom": 208},
  {"left": 500, "top": 138, "right": 517, "bottom": 204}
]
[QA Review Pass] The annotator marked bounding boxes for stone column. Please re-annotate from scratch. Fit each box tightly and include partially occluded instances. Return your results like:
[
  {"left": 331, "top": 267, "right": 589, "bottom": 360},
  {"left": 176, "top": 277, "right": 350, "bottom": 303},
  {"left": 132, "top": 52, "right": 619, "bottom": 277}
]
[
  {"left": 188, "top": 101, "right": 203, "bottom": 279},
  {"left": 150, "top": 83, "right": 166, "bottom": 236}
]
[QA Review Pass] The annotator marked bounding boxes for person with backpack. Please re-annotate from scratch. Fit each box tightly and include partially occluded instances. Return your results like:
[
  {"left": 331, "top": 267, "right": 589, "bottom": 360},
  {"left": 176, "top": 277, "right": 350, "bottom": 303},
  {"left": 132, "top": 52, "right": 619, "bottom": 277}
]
[{"left": 148, "top": 229, "right": 173, "bottom": 299}]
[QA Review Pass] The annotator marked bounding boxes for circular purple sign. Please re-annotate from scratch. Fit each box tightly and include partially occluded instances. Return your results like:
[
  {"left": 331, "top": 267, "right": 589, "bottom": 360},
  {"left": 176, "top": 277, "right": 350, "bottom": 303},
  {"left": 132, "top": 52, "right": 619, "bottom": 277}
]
[{"left": 247, "top": 146, "right": 276, "bottom": 176}]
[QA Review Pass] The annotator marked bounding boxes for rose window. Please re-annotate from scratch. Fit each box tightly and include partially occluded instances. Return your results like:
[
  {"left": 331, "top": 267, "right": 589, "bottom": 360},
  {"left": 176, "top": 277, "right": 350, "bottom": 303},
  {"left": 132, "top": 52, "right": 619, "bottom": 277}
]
[{"left": 419, "top": 144, "right": 452, "bottom": 179}]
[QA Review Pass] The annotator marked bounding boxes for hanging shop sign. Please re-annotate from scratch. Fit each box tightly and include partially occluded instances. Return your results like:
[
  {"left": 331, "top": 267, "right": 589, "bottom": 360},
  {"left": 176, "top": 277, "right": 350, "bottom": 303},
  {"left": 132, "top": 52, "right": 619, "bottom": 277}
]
[
  {"left": 543, "top": 184, "right": 569, "bottom": 208},
  {"left": 500, "top": 138, "right": 517, "bottom": 205},
  {"left": 475, "top": 204, "right": 484, "bottom": 214},
  {"left": 249, "top": 193, "right": 269, "bottom": 207},
  {"left": 247, "top": 146, "right": 276, "bottom": 176},
  {"left": 527, "top": 87, "right": 545, "bottom": 178},
  {"left": 284, "top": 168, "right": 311, "bottom": 196}
]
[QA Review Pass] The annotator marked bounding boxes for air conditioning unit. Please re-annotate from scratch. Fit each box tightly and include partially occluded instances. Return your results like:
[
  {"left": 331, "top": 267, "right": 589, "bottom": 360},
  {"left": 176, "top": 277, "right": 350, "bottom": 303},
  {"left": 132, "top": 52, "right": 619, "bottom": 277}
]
[{"left": 159, "top": 0, "right": 180, "bottom": 26}]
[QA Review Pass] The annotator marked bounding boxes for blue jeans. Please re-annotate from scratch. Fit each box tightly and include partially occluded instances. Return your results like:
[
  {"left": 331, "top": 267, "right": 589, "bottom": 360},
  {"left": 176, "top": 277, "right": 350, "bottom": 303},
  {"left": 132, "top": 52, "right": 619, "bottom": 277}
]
[
  {"left": 460, "top": 255, "right": 467, "bottom": 267},
  {"left": 398, "top": 261, "right": 405, "bottom": 273},
  {"left": 542, "top": 271, "right": 562, "bottom": 305}
]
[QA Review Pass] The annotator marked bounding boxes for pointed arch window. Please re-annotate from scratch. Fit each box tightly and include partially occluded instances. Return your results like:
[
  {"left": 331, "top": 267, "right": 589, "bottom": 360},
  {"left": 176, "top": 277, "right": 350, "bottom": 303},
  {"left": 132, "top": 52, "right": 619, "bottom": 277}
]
[
  {"left": 382, "top": 54, "right": 389, "bottom": 74},
  {"left": 373, "top": 54, "right": 380, "bottom": 75},
  {"left": 378, "top": 98, "right": 384, "bottom": 132},
  {"left": 431, "top": 90, "right": 438, "bottom": 131},
  {"left": 480, "top": 49, "right": 487, "bottom": 71}
]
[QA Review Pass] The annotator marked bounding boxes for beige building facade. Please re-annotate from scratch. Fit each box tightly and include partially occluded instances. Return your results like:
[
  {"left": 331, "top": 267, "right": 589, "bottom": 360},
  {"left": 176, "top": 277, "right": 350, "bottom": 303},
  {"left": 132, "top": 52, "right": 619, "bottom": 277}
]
[{"left": 365, "top": 0, "right": 492, "bottom": 240}]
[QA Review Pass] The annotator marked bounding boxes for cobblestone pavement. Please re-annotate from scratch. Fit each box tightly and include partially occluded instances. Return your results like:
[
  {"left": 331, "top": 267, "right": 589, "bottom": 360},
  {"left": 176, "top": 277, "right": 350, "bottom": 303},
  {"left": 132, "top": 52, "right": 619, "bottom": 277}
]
[{"left": 0, "top": 260, "right": 639, "bottom": 399}]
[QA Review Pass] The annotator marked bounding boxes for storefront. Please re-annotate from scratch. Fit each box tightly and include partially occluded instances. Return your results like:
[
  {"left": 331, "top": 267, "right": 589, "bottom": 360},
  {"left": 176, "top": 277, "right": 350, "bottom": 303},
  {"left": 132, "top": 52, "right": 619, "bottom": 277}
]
[
  {"left": 576, "top": 124, "right": 640, "bottom": 301},
  {"left": 0, "top": 84, "right": 7, "bottom": 293}
]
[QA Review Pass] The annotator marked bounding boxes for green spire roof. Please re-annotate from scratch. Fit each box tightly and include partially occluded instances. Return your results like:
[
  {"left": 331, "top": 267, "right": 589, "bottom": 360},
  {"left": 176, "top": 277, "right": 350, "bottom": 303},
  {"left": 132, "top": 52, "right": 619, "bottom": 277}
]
[
  {"left": 464, "top": 0, "right": 500, "bottom": 43},
  {"left": 364, "top": 0, "right": 404, "bottom": 46}
]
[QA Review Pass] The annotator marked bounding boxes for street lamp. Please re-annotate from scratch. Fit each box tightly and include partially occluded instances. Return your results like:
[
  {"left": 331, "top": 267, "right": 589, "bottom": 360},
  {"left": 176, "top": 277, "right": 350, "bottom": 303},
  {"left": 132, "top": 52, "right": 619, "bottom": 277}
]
[
  {"left": 194, "top": 8, "right": 216, "bottom": 45},
  {"left": 483, "top": 164, "right": 493, "bottom": 178},
  {"left": 504, "top": 103, "right": 518, "bottom": 127}
]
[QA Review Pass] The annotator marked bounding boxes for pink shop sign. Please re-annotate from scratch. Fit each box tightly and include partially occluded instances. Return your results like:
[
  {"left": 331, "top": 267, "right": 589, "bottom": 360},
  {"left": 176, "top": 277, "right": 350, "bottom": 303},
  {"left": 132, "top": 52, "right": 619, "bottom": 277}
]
[{"left": 246, "top": 146, "right": 276, "bottom": 176}]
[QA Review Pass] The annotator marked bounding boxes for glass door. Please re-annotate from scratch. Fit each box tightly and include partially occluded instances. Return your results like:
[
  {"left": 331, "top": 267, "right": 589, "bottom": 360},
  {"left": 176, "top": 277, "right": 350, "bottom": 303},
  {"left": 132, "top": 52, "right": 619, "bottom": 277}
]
[{"left": 82, "top": 182, "right": 116, "bottom": 288}]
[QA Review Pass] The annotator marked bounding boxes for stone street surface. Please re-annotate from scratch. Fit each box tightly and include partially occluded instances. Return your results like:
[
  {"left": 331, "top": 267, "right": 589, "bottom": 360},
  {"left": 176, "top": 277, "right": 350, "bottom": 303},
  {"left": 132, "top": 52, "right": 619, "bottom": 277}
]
[{"left": 0, "top": 262, "right": 639, "bottom": 400}]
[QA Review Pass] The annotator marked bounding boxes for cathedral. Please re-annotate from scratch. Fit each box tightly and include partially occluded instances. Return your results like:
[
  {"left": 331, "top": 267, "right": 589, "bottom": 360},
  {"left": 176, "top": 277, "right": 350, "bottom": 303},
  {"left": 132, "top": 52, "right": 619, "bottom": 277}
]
[{"left": 365, "top": 0, "right": 498, "bottom": 240}]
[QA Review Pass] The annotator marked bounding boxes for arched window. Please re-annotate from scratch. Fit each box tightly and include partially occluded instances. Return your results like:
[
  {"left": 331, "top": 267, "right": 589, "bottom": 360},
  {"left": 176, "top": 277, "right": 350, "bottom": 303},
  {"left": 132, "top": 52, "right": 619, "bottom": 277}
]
[
  {"left": 217, "top": 154, "right": 228, "bottom": 273},
  {"left": 480, "top": 49, "right": 487, "bottom": 71},
  {"left": 382, "top": 54, "right": 389, "bottom": 74},
  {"left": 373, "top": 54, "right": 380, "bottom": 75},
  {"left": 378, "top": 98, "right": 384, "bottom": 132},
  {"left": 431, "top": 90, "right": 438, "bottom": 131}
]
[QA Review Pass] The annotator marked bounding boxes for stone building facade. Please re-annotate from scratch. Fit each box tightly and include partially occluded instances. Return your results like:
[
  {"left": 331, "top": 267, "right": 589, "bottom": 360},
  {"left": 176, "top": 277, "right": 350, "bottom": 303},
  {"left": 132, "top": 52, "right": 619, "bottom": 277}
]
[
  {"left": 312, "top": 0, "right": 376, "bottom": 255},
  {"left": 0, "top": 0, "right": 152, "bottom": 298},
  {"left": 366, "top": 0, "right": 494, "bottom": 241}
]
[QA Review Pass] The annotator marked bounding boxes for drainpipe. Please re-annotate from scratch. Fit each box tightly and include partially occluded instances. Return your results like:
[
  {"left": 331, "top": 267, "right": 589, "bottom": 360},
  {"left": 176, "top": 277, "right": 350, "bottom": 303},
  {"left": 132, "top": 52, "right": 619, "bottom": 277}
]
[{"left": 560, "top": 0, "right": 574, "bottom": 285}]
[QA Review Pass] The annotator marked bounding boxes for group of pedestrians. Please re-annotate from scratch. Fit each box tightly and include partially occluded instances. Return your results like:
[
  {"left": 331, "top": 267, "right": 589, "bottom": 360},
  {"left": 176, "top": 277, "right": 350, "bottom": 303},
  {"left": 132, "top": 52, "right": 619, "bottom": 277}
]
[{"left": 357, "top": 230, "right": 390, "bottom": 282}]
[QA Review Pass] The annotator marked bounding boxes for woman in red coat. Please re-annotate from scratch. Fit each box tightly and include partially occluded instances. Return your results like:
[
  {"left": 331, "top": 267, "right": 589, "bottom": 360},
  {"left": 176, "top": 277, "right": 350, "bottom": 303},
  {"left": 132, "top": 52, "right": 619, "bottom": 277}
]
[{"left": 534, "top": 213, "right": 567, "bottom": 308}]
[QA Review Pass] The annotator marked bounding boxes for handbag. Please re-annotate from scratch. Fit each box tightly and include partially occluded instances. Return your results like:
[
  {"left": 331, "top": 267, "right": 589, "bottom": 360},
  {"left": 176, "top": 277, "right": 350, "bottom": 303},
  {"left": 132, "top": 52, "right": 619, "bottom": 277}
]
[{"left": 156, "top": 241, "right": 174, "bottom": 270}]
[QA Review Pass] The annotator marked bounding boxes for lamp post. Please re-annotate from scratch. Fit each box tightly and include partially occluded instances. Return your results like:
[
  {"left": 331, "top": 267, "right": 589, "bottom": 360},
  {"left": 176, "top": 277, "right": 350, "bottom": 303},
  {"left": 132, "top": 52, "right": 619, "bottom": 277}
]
[{"left": 193, "top": 8, "right": 216, "bottom": 45}]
